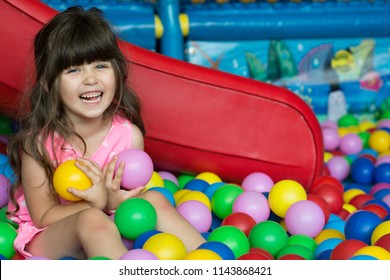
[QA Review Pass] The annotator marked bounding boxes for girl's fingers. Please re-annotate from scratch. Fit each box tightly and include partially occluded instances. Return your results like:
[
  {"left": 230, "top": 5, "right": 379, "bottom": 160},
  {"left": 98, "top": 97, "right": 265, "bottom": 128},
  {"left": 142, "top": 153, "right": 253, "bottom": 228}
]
[{"left": 75, "top": 158, "right": 103, "bottom": 183}]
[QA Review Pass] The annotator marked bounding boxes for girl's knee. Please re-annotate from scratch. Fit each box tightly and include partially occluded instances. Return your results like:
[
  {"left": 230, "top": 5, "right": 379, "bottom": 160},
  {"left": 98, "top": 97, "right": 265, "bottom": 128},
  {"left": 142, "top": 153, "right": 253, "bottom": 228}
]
[
  {"left": 76, "top": 208, "right": 116, "bottom": 235},
  {"left": 140, "top": 190, "right": 173, "bottom": 210}
]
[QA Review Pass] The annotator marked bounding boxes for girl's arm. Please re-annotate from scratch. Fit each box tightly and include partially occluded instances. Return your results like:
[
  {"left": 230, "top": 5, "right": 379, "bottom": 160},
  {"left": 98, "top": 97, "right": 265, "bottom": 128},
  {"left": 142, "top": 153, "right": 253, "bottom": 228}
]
[{"left": 21, "top": 152, "right": 92, "bottom": 228}]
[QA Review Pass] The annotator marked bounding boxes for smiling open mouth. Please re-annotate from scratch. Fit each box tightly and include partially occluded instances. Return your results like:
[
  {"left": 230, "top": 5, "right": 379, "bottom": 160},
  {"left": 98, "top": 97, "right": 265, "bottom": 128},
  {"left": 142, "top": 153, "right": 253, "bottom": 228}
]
[{"left": 79, "top": 92, "right": 103, "bottom": 103}]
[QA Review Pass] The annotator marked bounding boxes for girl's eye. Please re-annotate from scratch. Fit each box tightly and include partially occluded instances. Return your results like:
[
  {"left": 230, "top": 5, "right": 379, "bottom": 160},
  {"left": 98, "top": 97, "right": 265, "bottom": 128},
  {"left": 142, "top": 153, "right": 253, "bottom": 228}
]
[
  {"left": 96, "top": 64, "right": 108, "bottom": 69},
  {"left": 65, "top": 67, "right": 78, "bottom": 74}
]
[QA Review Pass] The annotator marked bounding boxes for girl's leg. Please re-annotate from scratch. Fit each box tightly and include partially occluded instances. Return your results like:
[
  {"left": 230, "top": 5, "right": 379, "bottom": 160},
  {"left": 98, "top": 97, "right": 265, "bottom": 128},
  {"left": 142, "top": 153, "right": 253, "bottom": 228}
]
[
  {"left": 26, "top": 208, "right": 127, "bottom": 260},
  {"left": 138, "top": 190, "right": 206, "bottom": 252}
]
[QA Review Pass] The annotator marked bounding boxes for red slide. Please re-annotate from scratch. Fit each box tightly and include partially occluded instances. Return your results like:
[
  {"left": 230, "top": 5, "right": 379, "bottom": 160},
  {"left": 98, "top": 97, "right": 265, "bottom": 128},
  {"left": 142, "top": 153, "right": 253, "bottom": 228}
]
[{"left": 0, "top": 0, "right": 323, "bottom": 188}]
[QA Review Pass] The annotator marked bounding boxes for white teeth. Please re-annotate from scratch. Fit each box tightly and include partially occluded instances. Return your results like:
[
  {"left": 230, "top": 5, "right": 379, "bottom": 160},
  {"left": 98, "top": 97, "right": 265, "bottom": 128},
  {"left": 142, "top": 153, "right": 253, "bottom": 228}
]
[{"left": 80, "top": 92, "right": 103, "bottom": 103}]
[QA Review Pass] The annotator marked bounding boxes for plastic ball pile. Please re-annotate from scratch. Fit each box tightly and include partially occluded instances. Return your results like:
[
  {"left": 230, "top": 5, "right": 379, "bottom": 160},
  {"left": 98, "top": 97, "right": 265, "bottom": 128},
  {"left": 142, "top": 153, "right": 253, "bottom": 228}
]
[{"left": 1, "top": 113, "right": 390, "bottom": 260}]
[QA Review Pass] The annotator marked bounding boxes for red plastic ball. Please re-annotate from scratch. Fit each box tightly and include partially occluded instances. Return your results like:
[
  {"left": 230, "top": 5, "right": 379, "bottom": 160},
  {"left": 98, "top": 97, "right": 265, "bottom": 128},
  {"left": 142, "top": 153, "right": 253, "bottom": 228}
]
[
  {"left": 221, "top": 212, "right": 256, "bottom": 236},
  {"left": 374, "top": 233, "right": 390, "bottom": 251},
  {"left": 278, "top": 254, "right": 305, "bottom": 260},
  {"left": 360, "top": 203, "right": 389, "bottom": 219},
  {"left": 237, "top": 252, "right": 272, "bottom": 260},
  {"left": 308, "top": 175, "right": 343, "bottom": 194},
  {"left": 349, "top": 194, "right": 374, "bottom": 209},
  {"left": 249, "top": 248, "right": 274, "bottom": 260},
  {"left": 336, "top": 208, "right": 351, "bottom": 220},
  {"left": 312, "top": 184, "right": 343, "bottom": 214},
  {"left": 330, "top": 239, "right": 367, "bottom": 260}
]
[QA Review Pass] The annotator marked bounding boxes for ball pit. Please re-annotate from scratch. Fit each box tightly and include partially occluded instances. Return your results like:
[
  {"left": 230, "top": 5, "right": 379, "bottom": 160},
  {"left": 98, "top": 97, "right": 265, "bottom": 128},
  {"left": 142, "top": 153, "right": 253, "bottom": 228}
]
[{"left": 143, "top": 232, "right": 186, "bottom": 260}]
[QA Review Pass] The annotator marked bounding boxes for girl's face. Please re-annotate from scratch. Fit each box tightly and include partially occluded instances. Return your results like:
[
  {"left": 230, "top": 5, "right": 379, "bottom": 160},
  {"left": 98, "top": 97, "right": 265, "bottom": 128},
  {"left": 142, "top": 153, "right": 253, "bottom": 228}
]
[{"left": 59, "top": 61, "right": 116, "bottom": 123}]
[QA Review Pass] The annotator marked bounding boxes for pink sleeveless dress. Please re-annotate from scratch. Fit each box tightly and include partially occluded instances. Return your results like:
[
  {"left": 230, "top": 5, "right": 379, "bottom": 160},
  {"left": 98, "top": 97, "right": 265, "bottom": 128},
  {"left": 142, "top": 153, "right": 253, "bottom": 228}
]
[{"left": 7, "top": 115, "right": 134, "bottom": 258}]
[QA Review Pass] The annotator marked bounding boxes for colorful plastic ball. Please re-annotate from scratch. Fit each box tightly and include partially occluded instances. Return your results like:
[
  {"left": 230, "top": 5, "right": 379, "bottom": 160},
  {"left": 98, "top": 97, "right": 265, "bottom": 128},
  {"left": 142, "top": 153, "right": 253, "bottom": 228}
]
[
  {"left": 330, "top": 239, "right": 367, "bottom": 260},
  {"left": 144, "top": 171, "right": 164, "bottom": 190},
  {"left": 0, "top": 221, "right": 17, "bottom": 259},
  {"left": 115, "top": 149, "right": 154, "bottom": 190},
  {"left": 339, "top": 133, "right": 363, "bottom": 155},
  {"left": 177, "top": 174, "right": 195, "bottom": 189},
  {"left": 338, "top": 114, "right": 359, "bottom": 128},
  {"left": 277, "top": 244, "right": 315, "bottom": 260},
  {"left": 285, "top": 200, "right": 325, "bottom": 238},
  {"left": 307, "top": 194, "right": 331, "bottom": 223},
  {"left": 163, "top": 179, "right": 179, "bottom": 194},
  {"left": 369, "top": 130, "right": 390, "bottom": 153},
  {"left": 241, "top": 172, "right": 274, "bottom": 193},
  {"left": 322, "top": 127, "right": 340, "bottom": 152},
  {"left": 344, "top": 210, "right": 382, "bottom": 244},
  {"left": 238, "top": 251, "right": 273, "bottom": 260},
  {"left": 177, "top": 200, "right": 212, "bottom": 233},
  {"left": 308, "top": 175, "right": 344, "bottom": 194},
  {"left": 143, "top": 232, "right": 186, "bottom": 260},
  {"left": 314, "top": 238, "right": 343, "bottom": 258},
  {"left": 114, "top": 198, "right": 157, "bottom": 240},
  {"left": 350, "top": 157, "right": 375, "bottom": 185},
  {"left": 375, "top": 155, "right": 390, "bottom": 167},
  {"left": 232, "top": 191, "right": 270, "bottom": 223},
  {"left": 0, "top": 174, "right": 10, "bottom": 208},
  {"left": 314, "top": 229, "right": 345, "bottom": 244},
  {"left": 53, "top": 159, "right": 92, "bottom": 201},
  {"left": 133, "top": 230, "right": 161, "bottom": 249},
  {"left": 207, "top": 225, "right": 250, "bottom": 259},
  {"left": 221, "top": 212, "right": 256, "bottom": 236},
  {"left": 268, "top": 180, "right": 307, "bottom": 218},
  {"left": 349, "top": 255, "right": 378, "bottom": 260},
  {"left": 374, "top": 163, "right": 390, "bottom": 183},
  {"left": 311, "top": 184, "right": 344, "bottom": 214},
  {"left": 184, "top": 179, "right": 209, "bottom": 192},
  {"left": 204, "top": 182, "right": 225, "bottom": 200},
  {"left": 343, "top": 188, "right": 366, "bottom": 204},
  {"left": 353, "top": 245, "right": 390, "bottom": 260},
  {"left": 374, "top": 233, "right": 390, "bottom": 251},
  {"left": 177, "top": 190, "right": 211, "bottom": 210},
  {"left": 211, "top": 184, "right": 244, "bottom": 219},
  {"left": 120, "top": 249, "right": 158, "bottom": 260},
  {"left": 195, "top": 172, "right": 222, "bottom": 184},
  {"left": 248, "top": 220, "right": 288, "bottom": 257},
  {"left": 349, "top": 193, "right": 374, "bottom": 209},
  {"left": 277, "top": 254, "right": 305, "bottom": 260},
  {"left": 288, "top": 234, "right": 317, "bottom": 252},
  {"left": 371, "top": 220, "right": 390, "bottom": 245},
  {"left": 158, "top": 171, "right": 178, "bottom": 185},
  {"left": 326, "top": 156, "right": 350, "bottom": 181},
  {"left": 198, "top": 241, "right": 236, "bottom": 260},
  {"left": 324, "top": 219, "right": 346, "bottom": 233},
  {"left": 370, "top": 182, "right": 390, "bottom": 195},
  {"left": 183, "top": 249, "right": 222, "bottom": 260},
  {"left": 383, "top": 194, "right": 390, "bottom": 208},
  {"left": 360, "top": 202, "right": 389, "bottom": 219}
]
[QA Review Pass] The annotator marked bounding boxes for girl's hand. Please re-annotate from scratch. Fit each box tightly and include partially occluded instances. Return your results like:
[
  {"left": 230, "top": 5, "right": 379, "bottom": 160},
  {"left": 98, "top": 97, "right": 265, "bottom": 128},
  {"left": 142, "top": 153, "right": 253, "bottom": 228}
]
[
  {"left": 67, "top": 158, "right": 108, "bottom": 210},
  {"left": 103, "top": 156, "right": 144, "bottom": 210}
]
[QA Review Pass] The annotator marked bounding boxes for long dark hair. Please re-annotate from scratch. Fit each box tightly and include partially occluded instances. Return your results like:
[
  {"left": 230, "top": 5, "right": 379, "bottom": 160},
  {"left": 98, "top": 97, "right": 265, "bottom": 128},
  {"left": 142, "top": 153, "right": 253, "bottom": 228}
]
[{"left": 7, "top": 6, "right": 145, "bottom": 213}]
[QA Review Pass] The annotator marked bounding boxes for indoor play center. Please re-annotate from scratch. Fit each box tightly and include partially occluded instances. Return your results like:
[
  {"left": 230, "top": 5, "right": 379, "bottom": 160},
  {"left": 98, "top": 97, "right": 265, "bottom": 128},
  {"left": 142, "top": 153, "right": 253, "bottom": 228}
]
[{"left": 0, "top": 0, "right": 390, "bottom": 261}]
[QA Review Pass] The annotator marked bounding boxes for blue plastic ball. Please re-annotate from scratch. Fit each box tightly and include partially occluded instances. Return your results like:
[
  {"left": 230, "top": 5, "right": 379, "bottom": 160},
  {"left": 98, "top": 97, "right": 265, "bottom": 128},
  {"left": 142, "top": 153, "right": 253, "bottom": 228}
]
[
  {"left": 198, "top": 241, "right": 236, "bottom": 260},
  {"left": 184, "top": 179, "right": 209, "bottom": 192},
  {"left": 374, "top": 163, "right": 390, "bottom": 184},
  {"left": 344, "top": 210, "right": 382, "bottom": 244},
  {"left": 132, "top": 230, "right": 161, "bottom": 249},
  {"left": 350, "top": 157, "right": 374, "bottom": 185}
]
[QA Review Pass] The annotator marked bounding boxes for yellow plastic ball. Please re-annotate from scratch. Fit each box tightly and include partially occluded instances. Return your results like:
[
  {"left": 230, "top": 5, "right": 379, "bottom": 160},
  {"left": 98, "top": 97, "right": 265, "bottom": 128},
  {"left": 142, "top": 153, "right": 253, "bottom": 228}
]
[
  {"left": 337, "top": 127, "right": 350, "bottom": 138},
  {"left": 268, "top": 180, "right": 307, "bottom": 218},
  {"left": 144, "top": 171, "right": 164, "bottom": 191},
  {"left": 177, "top": 190, "right": 211, "bottom": 210},
  {"left": 183, "top": 249, "right": 222, "bottom": 260},
  {"left": 314, "top": 229, "right": 345, "bottom": 244},
  {"left": 53, "top": 160, "right": 92, "bottom": 201},
  {"left": 368, "top": 130, "right": 390, "bottom": 153},
  {"left": 173, "top": 189, "right": 191, "bottom": 204},
  {"left": 359, "top": 121, "right": 376, "bottom": 132},
  {"left": 195, "top": 172, "right": 222, "bottom": 184},
  {"left": 343, "top": 188, "right": 365, "bottom": 203},
  {"left": 342, "top": 203, "right": 357, "bottom": 214},
  {"left": 323, "top": 152, "right": 333, "bottom": 163},
  {"left": 143, "top": 233, "right": 186, "bottom": 260},
  {"left": 353, "top": 245, "right": 390, "bottom": 260},
  {"left": 371, "top": 220, "right": 390, "bottom": 245}
]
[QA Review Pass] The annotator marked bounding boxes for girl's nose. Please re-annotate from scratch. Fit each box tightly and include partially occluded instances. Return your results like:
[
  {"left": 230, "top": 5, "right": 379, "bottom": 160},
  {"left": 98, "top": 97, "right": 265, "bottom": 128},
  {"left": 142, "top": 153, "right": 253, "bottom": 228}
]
[{"left": 83, "top": 70, "right": 97, "bottom": 85}]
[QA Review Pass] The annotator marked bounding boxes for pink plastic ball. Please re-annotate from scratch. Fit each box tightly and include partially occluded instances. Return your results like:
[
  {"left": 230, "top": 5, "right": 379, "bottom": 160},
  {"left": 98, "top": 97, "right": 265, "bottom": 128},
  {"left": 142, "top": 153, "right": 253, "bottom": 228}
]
[
  {"left": 382, "top": 194, "right": 390, "bottom": 208},
  {"left": 232, "top": 191, "right": 270, "bottom": 223},
  {"left": 176, "top": 200, "right": 212, "bottom": 233},
  {"left": 322, "top": 127, "right": 340, "bottom": 151},
  {"left": 115, "top": 149, "right": 154, "bottom": 190},
  {"left": 377, "top": 120, "right": 390, "bottom": 129},
  {"left": 158, "top": 171, "right": 179, "bottom": 185},
  {"left": 370, "top": 182, "right": 390, "bottom": 195},
  {"left": 375, "top": 156, "right": 390, "bottom": 167},
  {"left": 321, "top": 121, "right": 338, "bottom": 130},
  {"left": 0, "top": 174, "right": 11, "bottom": 208},
  {"left": 326, "top": 156, "right": 350, "bottom": 181},
  {"left": 241, "top": 172, "right": 274, "bottom": 193},
  {"left": 285, "top": 200, "right": 325, "bottom": 238},
  {"left": 120, "top": 249, "right": 158, "bottom": 260},
  {"left": 339, "top": 133, "right": 363, "bottom": 155}
]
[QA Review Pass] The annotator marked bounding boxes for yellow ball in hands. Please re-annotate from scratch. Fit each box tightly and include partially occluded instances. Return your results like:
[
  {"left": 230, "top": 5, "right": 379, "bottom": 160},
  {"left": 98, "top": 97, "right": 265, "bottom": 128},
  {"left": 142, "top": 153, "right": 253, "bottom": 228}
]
[{"left": 53, "top": 159, "right": 92, "bottom": 201}]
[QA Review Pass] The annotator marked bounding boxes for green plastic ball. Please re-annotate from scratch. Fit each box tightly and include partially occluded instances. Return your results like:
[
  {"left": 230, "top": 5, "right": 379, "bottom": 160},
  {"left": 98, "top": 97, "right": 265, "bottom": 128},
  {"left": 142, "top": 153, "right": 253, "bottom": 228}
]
[
  {"left": 0, "top": 221, "right": 17, "bottom": 259},
  {"left": 287, "top": 234, "right": 317, "bottom": 252},
  {"left": 114, "top": 198, "right": 157, "bottom": 240},
  {"left": 338, "top": 114, "right": 359, "bottom": 128},
  {"left": 211, "top": 184, "right": 244, "bottom": 219},
  {"left": 163, "top": 179, "right": 179, "bottom": 194},
  {"left": 177, "top": 174, "right": 195, "bottom": 189},
  {"left": 208, "top": 225, "right": 249, "bottom": 259},
  {"left": 248, "top": 221, "right": 288, "bottom": 257},
  {"left": 276, "top": 244, "right": 315, "bottom": 260}
]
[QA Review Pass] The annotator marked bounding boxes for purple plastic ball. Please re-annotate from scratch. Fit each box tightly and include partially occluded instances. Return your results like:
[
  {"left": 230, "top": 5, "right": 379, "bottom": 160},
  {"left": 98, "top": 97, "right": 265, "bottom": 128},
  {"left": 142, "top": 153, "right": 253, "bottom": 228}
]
[
  {"left": 285, "top": 200, "right": 325, "bottom": 238},
  {"left": 322, "top": 127, "right": 340, "bottom": 152},
  {"left": 375, "top": 155, "right": 390, "bottom": 167},
  {"left": 115, "top": 149, "right": 154, "bottom": 190},
  {"left": 326, "top": 156, "right": 350, "bottom": 181},
  {"left": 0, "top": 174, "right": 10, "bottom": 208},
  {"left": 241, "top": 172, "right": 274, "bottom": 193},
  {"left": 232, "top": 191, "right": 270, "bottom": 223},
  {"left": 120, "top": 249, "right": 158, "bottom": 260},
  {"left": 158, "top": 171, "right": 179, "bottom": 185},
  {"left": 177, "top": 200, "right": 212, "bottom": 233},
  {"left": 382, "top": 194, "right": 390, "bottom": 208},
  {"left": 339, "top": 133, "right": 363, "bottom": 155}
]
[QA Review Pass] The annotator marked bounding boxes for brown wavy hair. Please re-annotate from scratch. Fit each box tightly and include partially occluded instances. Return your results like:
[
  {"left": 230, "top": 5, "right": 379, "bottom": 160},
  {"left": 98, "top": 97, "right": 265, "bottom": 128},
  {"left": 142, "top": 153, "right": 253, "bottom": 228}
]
[{"left": 7, "top": 6, "right": 145, "bottom": 213}]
